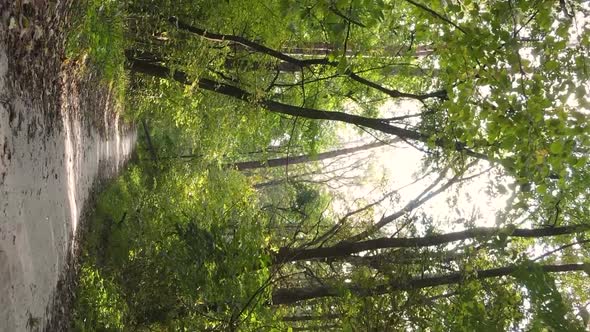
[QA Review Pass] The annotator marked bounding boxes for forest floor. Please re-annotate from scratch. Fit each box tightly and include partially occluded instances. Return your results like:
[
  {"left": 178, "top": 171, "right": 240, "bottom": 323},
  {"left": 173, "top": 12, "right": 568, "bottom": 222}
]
[{"left": 0, "top": 2, "right": 136, "bottom": 331}]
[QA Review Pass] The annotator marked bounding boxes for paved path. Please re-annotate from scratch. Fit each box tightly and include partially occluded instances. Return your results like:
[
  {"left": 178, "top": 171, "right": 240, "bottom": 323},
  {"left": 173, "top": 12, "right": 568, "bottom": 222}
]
[{"left": 0, "top": 43, "right": 136, "bottom": 331}]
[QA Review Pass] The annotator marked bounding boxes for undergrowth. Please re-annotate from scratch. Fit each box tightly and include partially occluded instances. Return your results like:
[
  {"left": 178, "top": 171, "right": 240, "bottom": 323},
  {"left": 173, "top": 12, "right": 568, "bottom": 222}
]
[
  {"left": 71, "top": 166, "right": 141, "bottom": 331},
  {"left": 65, "top": 0, "right": 127, "bottom": 104}
]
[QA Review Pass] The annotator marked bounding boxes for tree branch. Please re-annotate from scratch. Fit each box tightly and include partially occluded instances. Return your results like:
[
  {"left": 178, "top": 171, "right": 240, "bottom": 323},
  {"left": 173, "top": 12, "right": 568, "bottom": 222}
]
[
  {"left": 126, "top": 56, "right": 487, "bottom": 160},
  {"left": 168, "top": 17, "right": 447, "bottom": 101},
  {"left": 272, "top": 263, "right": 588, "bottom": 304},
  {"left": 403, "top": 0, "right": 468, "bottom": 34},
  {"left": 273, "top": 224, "right": 590, "bottom": 264}
]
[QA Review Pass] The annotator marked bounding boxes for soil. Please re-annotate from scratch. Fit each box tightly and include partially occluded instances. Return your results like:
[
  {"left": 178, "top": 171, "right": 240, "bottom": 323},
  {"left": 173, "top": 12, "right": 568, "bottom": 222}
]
[{"left": 0, "top": 1, "right": 136, "bottom": 331}]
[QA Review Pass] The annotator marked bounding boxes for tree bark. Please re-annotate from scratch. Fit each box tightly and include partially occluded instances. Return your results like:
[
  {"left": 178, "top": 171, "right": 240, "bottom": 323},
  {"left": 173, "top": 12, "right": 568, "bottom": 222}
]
[
  {"left": 282, "top": 42, "right": 433, "bottom": 57},
  {"left": 125, "top": 56, "right": 486, "bottom": 160},
  {"left": 169, "top": 17, "right": 329, "bottom": 67},
  {"left": 228, "top": 140, "right": 394, "bottom": 171},
  {"left": 272, "top": 224, "right": 590, "bottom": 264},
  {"left": 224, "top": 57, "right": 302, "bottom": 73},
  {"left": 271, "top": 263, "right": 588, "bottom": 305},
  {"left": 330, "top": 250, "right": 463, "bottom": 269},
  {"left": 292, "top": 324, "right": 340, "bottom": 331}
]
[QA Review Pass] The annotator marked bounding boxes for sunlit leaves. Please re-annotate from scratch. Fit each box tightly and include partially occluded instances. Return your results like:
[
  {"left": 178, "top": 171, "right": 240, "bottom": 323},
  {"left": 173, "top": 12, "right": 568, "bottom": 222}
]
[{"left": 514, "top": 261, "right": 586, "bottom": 332}]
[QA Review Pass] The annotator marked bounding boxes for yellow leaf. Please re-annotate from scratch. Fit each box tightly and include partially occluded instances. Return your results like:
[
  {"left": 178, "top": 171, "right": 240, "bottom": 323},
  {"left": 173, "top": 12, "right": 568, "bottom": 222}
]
[{"left": 535, "top": 149, "right": 548, "bottom": 164}]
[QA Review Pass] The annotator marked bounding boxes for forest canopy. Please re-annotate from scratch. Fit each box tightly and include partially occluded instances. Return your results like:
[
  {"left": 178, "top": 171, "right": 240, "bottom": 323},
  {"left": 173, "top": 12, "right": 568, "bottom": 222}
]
[{"left": 69, "top": 0, "right": 590, "bottom": 331}]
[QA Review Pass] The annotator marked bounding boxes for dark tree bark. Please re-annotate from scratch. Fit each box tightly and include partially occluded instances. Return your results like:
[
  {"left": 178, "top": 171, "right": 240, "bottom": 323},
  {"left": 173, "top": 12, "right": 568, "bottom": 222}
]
[
  {"left": 223, "top": 57, "right": 302, "bottom": 73},
  {"left": 228, "top": 140, "right": 393, "bottom": 171},
  {"left": 271, "top": 263, "right": 588, "bottom": 305},
  {"left": 169, "top": 17, "right": 329, "bottom": 67},
  {"left": 225, "top": 56, "right": 440, "bottom": 77},
  {"left": 328, "top": 250, "right": 463, "bottom": 269},
  {"left": 272, "top": 224, "right": 590, "bottom": 264},
  {"left": 125, "top": 56, "right": 486, "bottom": 160},
  {"left": 281, "top": 42, "right": 433, "bottom": 57}
]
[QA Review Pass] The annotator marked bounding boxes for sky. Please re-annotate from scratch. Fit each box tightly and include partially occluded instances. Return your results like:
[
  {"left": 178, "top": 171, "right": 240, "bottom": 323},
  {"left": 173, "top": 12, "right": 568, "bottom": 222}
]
[{"left": 322, "top": 98, "right": 513, "bottom": 238}]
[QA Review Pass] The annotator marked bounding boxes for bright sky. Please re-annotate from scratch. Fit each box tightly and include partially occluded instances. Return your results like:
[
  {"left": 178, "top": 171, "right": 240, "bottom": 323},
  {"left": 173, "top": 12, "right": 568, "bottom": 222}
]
[{"left": 323, "top": 98, "right": 513, "bottom": 238}]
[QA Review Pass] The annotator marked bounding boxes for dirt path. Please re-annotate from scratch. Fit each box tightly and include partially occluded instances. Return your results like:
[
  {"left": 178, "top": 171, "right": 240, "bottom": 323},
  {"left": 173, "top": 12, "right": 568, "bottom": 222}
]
[{"left": 0, "top": 3, "right": 136, "bottom": 331}]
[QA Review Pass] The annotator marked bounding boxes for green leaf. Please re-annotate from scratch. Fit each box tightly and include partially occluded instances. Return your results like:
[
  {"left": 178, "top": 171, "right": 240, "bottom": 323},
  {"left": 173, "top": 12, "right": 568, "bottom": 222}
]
[
  {"left": 336, "top": 57, "right": 349, "bottom": 74},
  {"left": 550, "top": 141, "right": 564, "bottom": 154},
  {"left": 545, "top": 60, "right": 559, "bottom": 71}
]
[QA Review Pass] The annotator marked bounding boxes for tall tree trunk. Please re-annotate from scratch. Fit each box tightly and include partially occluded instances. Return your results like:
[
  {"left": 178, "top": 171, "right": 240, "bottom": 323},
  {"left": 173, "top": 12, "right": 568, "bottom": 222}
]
[
  {"left": 325, "top": 249, "right": 465, "bottom": 269},
  {"left": 272, "top": 224, "right": 590, "bottom": 264},
  {"left": 271, "top": 263, "right": 587, "bottom": 305},
  {"left": 282, "top": 42, "right": 433, "bottom": 57},
  {"left": 125, "top": 56, "right": 486, "bottom": 160},
  {"left": 224, "top": 57, "right": 302, "bottom": 73},
  {"left": 228, "top": 139, "right": 395, "bottom": 171},
  {"left": 224, "top": 55, "right": 439, "bottom": 76}
]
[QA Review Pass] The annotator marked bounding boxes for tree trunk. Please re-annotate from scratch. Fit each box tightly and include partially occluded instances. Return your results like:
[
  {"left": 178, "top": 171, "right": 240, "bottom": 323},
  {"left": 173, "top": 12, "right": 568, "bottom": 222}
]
[
  {"left": 272, "top": 224, "right": 590, "bottom": 264},
  {"left": 282, "top": 42, "right": 433, "bottom": 57},
  {"left": 291, "top": 324, "right": 340, "bottom": 331},
  {"left": 224, "top": 56, "right": 440, "bottom": 76},
  {"left": 326, "top": 249, "right": 463, "bottom": 269},
  {"left": 125, "top": 56, "right": 485, "bottom": 160},
  {"left": 224, "top": 57, "right": 302, "bottom": 73},
  {"left": 271, "top": 263, "right": 588, "bottom": 305},
  {"left": 228, "top": 140, "right": 394, "bottom": 171}
]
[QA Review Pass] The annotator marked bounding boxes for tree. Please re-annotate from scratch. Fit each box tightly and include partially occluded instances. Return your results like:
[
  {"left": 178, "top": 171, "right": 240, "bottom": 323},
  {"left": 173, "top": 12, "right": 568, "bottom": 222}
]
[
  {"left": 271, "top": 263, "right": 589, "bottom": 305},
  {"left": 228, "top": 139, "right": 396, "bottom": 171},
  {"left": 126, "top": 55, "right": 487, "bottom": 159},
  {"left": 273, "top": 224, "right": 590, "bottom": 264},
  {"left": 74, "top": 0, "right": 590, "bottom": 331}
]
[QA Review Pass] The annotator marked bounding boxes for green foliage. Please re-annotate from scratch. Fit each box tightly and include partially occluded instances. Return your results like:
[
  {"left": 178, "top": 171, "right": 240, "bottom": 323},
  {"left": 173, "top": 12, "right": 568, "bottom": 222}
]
[
  {"left": 66, "top": 0, "right": 127, "bottom": 100},
  {"left": 72, "top": 167, "right": 140, "bottom": 330},
  {"left": 514, "top": 261, "right": 586, "bottom": 332},
  {"left": 72, "top": 265, "right": 127, "bottom": 331},
  {"left": 71, "top": 0, "right": 590, "bottom": 330},
  {"left": 73, "top": 162, "right": 275, "bottom": 330},
  {"left": 442, "top": 281, "right": 523, "bottom": 332}
]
